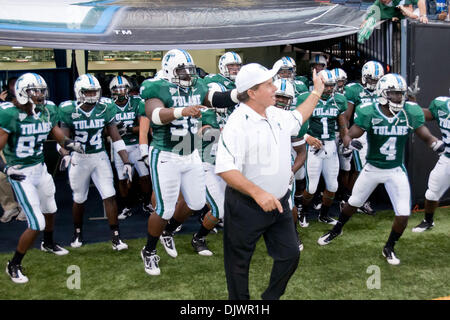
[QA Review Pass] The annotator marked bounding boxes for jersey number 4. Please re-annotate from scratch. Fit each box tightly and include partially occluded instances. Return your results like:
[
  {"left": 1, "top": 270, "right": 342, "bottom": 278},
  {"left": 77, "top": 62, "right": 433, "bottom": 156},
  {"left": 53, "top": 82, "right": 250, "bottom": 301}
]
[{"left": 380, "top": 137, "right": 397, "bottom": 160}]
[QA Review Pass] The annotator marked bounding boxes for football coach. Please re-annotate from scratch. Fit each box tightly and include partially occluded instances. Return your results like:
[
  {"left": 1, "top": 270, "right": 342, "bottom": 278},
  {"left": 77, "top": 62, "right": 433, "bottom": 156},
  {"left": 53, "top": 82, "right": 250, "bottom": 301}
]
[{"left": 215, "top": 63, "right": 325, "bottom": 300}]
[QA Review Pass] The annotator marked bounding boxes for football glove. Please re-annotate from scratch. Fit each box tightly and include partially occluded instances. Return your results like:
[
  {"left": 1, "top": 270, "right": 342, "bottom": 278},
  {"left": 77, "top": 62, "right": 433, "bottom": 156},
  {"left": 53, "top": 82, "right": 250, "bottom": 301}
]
[
  {"left": 313, "top": 147, "right": 328, "bottom": 159},
  {"left": 59, "top": 155, "right": 71, "bottom": 171},
  {"left": 64, "top": 139, "right": 85, "bottom": 154},
  {"left": 407, "top": 75, "right": 420, "bottom": 99},
  {"left": 431, "top": 140, "right": 445, "bottom": 156},
  {"left": 3, "top": 165, "right": 26, "bottom": 182},
  {"left": 342, "top": 140, "right": 363, "bottom": 157},
  {"left": 122, "top": 163, "right": 133, "bottom": 183}
]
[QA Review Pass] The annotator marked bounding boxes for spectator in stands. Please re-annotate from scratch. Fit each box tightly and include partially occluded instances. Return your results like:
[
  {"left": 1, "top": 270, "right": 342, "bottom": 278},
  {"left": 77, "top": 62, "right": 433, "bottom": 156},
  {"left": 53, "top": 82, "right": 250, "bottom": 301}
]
[
  {"left": 365, "top": 0, "right": 429, "bottom": 23},
  {"left": 426, "top": 0, "right": 449, "bottom": 20}
]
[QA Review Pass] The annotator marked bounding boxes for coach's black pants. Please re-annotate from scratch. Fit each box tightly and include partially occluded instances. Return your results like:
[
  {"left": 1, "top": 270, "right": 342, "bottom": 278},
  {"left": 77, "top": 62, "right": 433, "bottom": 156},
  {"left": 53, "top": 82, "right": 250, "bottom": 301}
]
[{"left": 223, "top": 186, "right": 300, "bottom": 300}]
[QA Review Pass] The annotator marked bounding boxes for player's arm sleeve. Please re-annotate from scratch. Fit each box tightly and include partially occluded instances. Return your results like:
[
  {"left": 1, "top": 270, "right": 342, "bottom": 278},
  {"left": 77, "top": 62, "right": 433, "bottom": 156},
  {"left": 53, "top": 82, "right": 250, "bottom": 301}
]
[
  {"left": 353, "top": 104, "right": 372, "bottom": 131},
  {"left": 0, "top": 108, "right": 15, "bottom": 133},
  {"left": 215, "top": 123, "right": 244, "bottom": 174},
  {"left": 337, "top": 94, "right": 348, "bottom": 114},
  {"left": 408, "top": 103, "right": 426, "bottom": 129}
]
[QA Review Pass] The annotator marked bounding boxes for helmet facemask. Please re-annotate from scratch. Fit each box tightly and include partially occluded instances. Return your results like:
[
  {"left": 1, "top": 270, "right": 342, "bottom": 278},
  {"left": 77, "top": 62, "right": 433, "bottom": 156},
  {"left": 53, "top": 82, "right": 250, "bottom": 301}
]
[
  {"left": 321, "top": 82, "right": 336, "bottom": 100},
  {"left": 336, "top": 79, "right": 346, "bottom": 93},
  {"left": 382, "top": 90, "right": 406, "bottom": 113},
  {"left": 277, "top": 67, "right": 295, "bottom": 81},
  {"left": 275, "top": 93, "right": 293, "bottom": 110},
  {"left": 111, "top": 85, "right": 130, "bottom": 104},
  {"left": 79, "top": 88, "right": 101, "bottom": 105},
  {"left": 25, "top": 86, "right": 48, "bottom": 106},
  {"left": 173, "top": 65, "right": 197, "bottom": 88},
  {"left": 362, "top": 75, "right": 379, "bottom": 91},
  {"left": 224, "top": 63, "right": 241, "bottom": 81}
]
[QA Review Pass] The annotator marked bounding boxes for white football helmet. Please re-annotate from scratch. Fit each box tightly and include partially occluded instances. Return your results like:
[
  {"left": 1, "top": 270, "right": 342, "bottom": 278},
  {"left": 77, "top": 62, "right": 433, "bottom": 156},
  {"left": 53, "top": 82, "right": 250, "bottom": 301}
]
[
  {"left": 109, "top": 75, "right": 131, "bottom": 102},
  {"left": 74, "top": 74, "right": 102, "bottom": 104},
  {"left": 218, "top": 52, "right": 242, "bottom": 81},
  {"left": 318, "top": 69, "right": 336, "bottom": 98},
  {"left": 361, "top": 61, "right": 384, "bottom": 91},
  {"left": 376, "top": 73, "right": 407, "bottom": 112},
  {"left": 15, "top": 73, "right": 48, "bottom": 105},
  {"left": 310, "top": 54, "right": 328, "bottom": 68},
  {"left": 162, "top": 49, "right": 197, "bottom": 88},
  {"left": 332, "top": 68, "right": 347, "bottom": 93},
  {"left": 273, "top": 56, "right": 296, "bottom": 80},
  {"left": 273, "top": 78, "right": 295, "bottom": 110}
]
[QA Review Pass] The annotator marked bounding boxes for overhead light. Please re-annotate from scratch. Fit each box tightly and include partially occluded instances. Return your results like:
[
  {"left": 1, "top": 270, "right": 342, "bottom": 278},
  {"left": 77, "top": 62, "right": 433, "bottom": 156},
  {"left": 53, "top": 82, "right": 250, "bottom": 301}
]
[{"left": 12, "top": 46, "right": 23, "bottom": 49}]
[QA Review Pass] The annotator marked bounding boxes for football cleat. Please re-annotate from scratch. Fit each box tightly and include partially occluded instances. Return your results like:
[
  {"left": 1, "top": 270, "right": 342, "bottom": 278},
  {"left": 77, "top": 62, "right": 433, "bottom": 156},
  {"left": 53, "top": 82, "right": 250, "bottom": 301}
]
[
  {"left": 174, "top": 225, "right": 182, "bottom": 234},
  {"left": 112, "top": 235, "right": 128, "bottom": 251},
  {"left": 298, "top": 214, "right": 309, "bottom": 228},
  {"left": 298, "top": 234, "right": 304, "bottom": 252},
  {"left": 70, "top": 231, "right": 83, "bottom": 248},
  {"left": 382, "top": 246, "right": 400, "bottom": 265},
  {"left": 318, "top": 229, "right": 343, "bottom": 246},
  {"left": 142, "top": 203, "right": 155, "bottom": 214},
  {"left": 160, "top": 231, "right": 178, "bottom": 258},
  {"left": 357, "top": 201, "right": 376, "bottom": 216},
  {"left": 318, "top": 215, "right": 337, "bottom": 225},
  {"left": 412, "top": 220, "right": 435, "bottom": 233},
  {"left": 141, "top": 247, "right": 161, "bottom": 276},
  {"left": 0, "top": 207, "right": 20, "bottom": 223},
  {"left": 191, "top": 234, "right": 213, "bottom": 256},
  {"left": 216, "top": 219, "right": 224, "bottom": 228},
  {"left": 118, "top": 207, "right": 132, "bottom": 220},
  {"left": 339, "top": 200, "right": 345, "bottom": 213},
  {"left": 40, "top": 241, "right": 69, "bottom": 256},
  {"left": 6, "top": 261, "right": 28, "bottom": 284}
]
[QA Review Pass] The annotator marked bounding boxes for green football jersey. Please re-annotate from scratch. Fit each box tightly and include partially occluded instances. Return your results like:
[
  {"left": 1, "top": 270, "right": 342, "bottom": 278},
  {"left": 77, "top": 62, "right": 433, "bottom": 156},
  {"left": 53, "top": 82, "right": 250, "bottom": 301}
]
[
  {"left": 112, "top": 96, "right": 142, "bottom": 146},
  {"left": 297, "top": 92, "right": 347, "bottom": 141},
  {"left": 295, "top": 76, "right": 311, "bottom": 90},
  {"left": 293, "top": 79, "right": 308, "bottom": 96},
  {"left": 140, "top": 78, "right": 209, "bottom": 155},
  {"left": 354, "top": 102, "right": 425, "bottom": 169},
  {"left": 0, "top": 101, "right": 58, "bottom": 167},
  {"left": 58, "top": 98, "right": 116, "bottom": 154},
  {"left": 429, "top": 96, "right": 450, "bottom": 158},
  {"left": 344, "top": 82, "right": 379, "bottom": 108},
  {"left": 203, "top": 74, "right": 236, "bottom": 90}
]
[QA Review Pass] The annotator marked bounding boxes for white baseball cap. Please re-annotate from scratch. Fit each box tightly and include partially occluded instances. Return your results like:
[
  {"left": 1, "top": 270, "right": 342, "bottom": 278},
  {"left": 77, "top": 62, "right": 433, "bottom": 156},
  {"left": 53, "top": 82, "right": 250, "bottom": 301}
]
[{"left": 235, "top": 63, "right": 280, "bottom": 93}]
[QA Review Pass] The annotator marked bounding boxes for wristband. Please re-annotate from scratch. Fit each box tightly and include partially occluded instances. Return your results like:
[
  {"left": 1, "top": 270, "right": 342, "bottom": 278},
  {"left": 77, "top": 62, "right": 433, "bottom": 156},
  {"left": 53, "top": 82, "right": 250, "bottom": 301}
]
[
  {"left": 113, "top": 139, "right": 127, "bottom": 153},
  {"left": 230, "top": 89, "right": 239, "bottom": 104},
  {"left": 151, "top": 107, "right": 163, "bottom": 125},
  {"left": 311, "top": 90, "right": 321, "bottom": 99},
  {"left": 173, "top": 107, "right": 185, "bottom": 119},
  {"left": 139, "top": 144, "right": 149, "bottom": 157}
]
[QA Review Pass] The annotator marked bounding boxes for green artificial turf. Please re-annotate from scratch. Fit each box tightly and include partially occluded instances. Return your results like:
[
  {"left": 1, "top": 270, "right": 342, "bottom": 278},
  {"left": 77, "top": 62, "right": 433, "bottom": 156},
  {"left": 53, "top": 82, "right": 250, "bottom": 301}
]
[{"left": 0, "top": 208, "right": 448, "bottom": 300}]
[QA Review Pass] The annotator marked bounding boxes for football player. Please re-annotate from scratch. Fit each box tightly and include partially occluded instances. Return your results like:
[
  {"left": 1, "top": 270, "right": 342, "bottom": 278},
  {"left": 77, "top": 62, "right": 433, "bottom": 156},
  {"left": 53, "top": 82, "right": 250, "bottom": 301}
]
[
  {"left": 297, "top": 70, "right": 348, "bottom": 227},
  {"left": 203, "top": 51, "right": 242, "bottom": 90},
  {"left": 0, "top": 73, "right": 83, "bottom": 283},
  {"left": 139, "top": 49, "right": 239, "bottom": 275},
  {"left": 273, "top": 56, "right": 309, "bottom": 103},
  {"left": 297, "top": 54, "right": 328, "bottom": 91},
  {"left": 343, "top": 61, "right": 385, "bottom": 215},
  {"left": 333, "top": 68, "right": 347, "bottom": 94},
  {"left": 412, "top": 95, "right": 449, "bottom": 232},
  {"left": 108, "top": 76, "right": 152, "bottom": 219},
  {"left": 58, "top": 74, "right": 131, "bottom": 251},
  {"left": 318, "top": 73, "right": 445, "bottom": 265}
]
